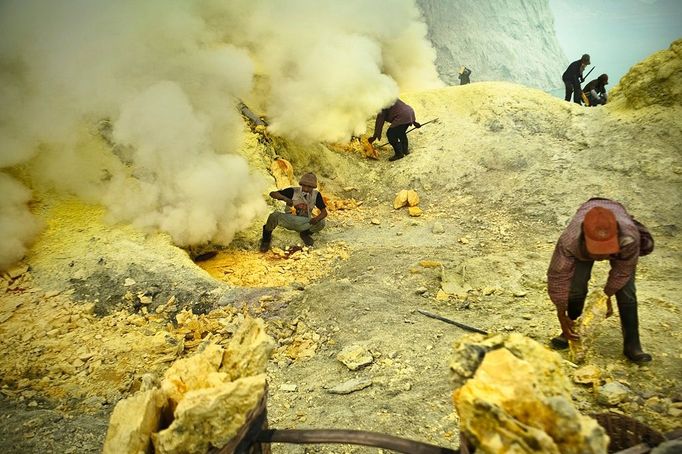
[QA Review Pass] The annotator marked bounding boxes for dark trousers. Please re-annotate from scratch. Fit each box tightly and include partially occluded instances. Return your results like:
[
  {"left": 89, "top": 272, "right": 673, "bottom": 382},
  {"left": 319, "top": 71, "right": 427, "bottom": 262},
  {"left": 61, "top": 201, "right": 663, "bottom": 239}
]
[
  {"left": 567, "top": 261, "right": 638, "bottom": 319},
  {"left": 387, "top": 124, "right": 409, "bottom": 157},
  {"left": 567, "top": 261, "right": 648, "bottom": 357},
  {"left": 563, "top": 79, "right": 582, "bottom": 104}
]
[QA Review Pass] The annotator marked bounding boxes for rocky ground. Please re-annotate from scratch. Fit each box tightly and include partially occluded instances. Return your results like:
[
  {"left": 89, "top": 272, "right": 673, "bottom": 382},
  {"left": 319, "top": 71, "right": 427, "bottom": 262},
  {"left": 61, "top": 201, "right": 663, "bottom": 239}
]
[{"left": 1, "top": 67, "right": 681, "bottom": 453}]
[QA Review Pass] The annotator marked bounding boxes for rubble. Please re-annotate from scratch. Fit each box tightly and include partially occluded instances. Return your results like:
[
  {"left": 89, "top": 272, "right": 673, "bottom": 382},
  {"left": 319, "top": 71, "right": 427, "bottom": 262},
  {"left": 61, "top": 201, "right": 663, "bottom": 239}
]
[
  {"left": 451, "top": 333, "right": 609, "bottom": 453},
  {"left": 393, "top": 189, "right": 420, "bottom": 209},
  {"left": 103, "top": 317, "right": 274, "bottom": 454},
  {"left": 197, "top": 243, "right": 350, "bottom": 287}
]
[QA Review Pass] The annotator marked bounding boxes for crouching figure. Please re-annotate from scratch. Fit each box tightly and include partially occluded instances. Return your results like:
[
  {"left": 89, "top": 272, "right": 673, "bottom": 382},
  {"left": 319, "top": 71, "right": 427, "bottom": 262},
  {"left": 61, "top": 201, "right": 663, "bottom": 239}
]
[{"left": 259, "top": 172, "right": 327, "bottom": 252}]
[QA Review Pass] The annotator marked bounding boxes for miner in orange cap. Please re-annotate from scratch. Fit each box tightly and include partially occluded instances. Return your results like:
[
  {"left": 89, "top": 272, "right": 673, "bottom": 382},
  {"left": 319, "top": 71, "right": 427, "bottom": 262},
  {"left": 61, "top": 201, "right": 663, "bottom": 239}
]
[{"left": 547, "top": 198, "right": 654, "bottom": 362}]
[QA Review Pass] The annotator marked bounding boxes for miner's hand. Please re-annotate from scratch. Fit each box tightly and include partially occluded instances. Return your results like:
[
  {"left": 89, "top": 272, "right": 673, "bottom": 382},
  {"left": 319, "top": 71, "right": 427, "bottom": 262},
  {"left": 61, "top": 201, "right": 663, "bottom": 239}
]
[{"left": 558, "top": 310, "right": 579, "bottom": 341}]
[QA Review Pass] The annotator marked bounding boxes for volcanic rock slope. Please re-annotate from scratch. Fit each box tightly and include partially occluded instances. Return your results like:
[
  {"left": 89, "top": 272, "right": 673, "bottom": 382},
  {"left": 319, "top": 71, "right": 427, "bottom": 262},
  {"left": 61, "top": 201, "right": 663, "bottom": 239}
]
[{"left": 1, "top": 42, "right": 681, "bottom": 453}]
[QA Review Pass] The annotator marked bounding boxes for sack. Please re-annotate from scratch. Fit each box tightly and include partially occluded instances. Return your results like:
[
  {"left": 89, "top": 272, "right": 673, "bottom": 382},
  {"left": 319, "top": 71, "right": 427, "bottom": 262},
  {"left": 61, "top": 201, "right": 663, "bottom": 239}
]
[{"left": 632, "top": 218, "right": 654, "bottom": 256}]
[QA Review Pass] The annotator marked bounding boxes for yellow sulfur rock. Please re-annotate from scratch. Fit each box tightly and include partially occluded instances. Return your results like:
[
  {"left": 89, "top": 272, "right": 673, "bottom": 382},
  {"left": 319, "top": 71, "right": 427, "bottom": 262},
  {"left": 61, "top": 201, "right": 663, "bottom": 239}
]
[
  {"left": 360, "top": 135, "right": 379, "bottom": 159},
  {"left": 408, "top": 206, "right": 423, "bottom": 217},
  {"left": 419, "top": 260, "right": 442, "bottom": 268},
  {"left": 569, "top": 292, "right": 609, "bottom": 364},
  {"left": 436, "top": 289, "right": 450, "bottom": 301},
  {"left": 153, "top": 374, "right": 266, "bottom": 454},
  {"left": 102, "top": 389, "right": 167, "bottom": 454},
  {"left": 394, "top": 189, "right": 420, "bottom": 209},
  {"left": 452, "top": 334, "right": 609, "bottom": 454},
  {"left": 394, "top": 190, "right": 409, "bottom": 209},
  {"left": 221, "top": 317, "right": 275, "bottom": 382},
  {"left": 161, "top": 343, "right": 225, "bottom": 411},
  {"left": 271, "top": 158, "right": 294, "bottom": 189},
  {"left": 406, "top": 190, "right": 420, "bottom": 207}
]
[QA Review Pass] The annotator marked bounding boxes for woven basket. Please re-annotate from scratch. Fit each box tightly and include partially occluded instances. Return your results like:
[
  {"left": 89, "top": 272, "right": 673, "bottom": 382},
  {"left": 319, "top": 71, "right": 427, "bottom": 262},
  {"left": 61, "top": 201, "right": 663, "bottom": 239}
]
[
  {"left": 593, "top": 412, "right": 665, "bottom": 453},
  {"left": 459, "top": 412, "right": 665, "bottom": 454}
]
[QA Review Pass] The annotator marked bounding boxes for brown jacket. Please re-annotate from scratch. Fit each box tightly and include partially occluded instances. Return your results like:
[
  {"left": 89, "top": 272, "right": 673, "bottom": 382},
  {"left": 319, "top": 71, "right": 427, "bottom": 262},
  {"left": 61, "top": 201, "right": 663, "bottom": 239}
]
[{"left": 547, "top": 199, "right": 640, "bottom": 312}]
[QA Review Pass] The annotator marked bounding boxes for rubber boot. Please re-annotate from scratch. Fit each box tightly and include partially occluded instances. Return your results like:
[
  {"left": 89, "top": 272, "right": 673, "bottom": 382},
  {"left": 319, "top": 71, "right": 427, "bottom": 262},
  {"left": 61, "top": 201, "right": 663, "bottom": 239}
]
[
  {"left": 299, "top": 230, "right": 314, "bottom": 247},
  {"left": 619, "top": 303, "right": 652, "bottom": 363},
  {"left": 550, "top": 334, "right": 569, "bottom": 350},
  {"left": 259, "top": 226, "right": 272, "bottom": 252},
  {"left": 388, "top": 153, "right": 404, "bottom": 162}
]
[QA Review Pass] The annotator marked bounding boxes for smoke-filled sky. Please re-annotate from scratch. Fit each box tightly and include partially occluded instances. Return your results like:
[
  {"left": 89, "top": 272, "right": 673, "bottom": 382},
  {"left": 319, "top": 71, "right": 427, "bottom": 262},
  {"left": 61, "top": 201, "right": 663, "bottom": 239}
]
[
  {"left": 549, "top": 0, "right": 682, "bottom": 86},
  {"left": 0, "top": 0, "right": 442, "bottom": 270}
]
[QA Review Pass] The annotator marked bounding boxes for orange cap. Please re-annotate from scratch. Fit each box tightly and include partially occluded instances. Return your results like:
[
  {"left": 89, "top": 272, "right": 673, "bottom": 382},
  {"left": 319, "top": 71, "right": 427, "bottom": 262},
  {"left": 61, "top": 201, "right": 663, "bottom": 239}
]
[{"left": 583, "top": 207, "right": 620, "bottom": 255}]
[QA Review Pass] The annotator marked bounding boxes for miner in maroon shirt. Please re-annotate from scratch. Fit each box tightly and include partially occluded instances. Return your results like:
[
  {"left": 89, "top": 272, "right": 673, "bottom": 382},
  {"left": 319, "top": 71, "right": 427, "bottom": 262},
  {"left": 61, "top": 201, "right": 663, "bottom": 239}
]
[
  {"left": 368, "top": 98, "right": 421, "bottom": 161},
  {"left": 547, "top": 198, "right": 652, "bottom": 363}
]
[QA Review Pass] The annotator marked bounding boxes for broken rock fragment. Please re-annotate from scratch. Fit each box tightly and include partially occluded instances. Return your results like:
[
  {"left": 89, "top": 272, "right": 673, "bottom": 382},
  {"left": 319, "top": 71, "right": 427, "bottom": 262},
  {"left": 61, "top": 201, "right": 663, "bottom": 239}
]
[
  {"left": 451, "top": 333, "right": 609, "bottom": 453},
  {"left": 103, "top": 316, "right": 274, "bottom": 454},
  {"left": 393, "top": 189, "right": 420, "bottom": 209},
  {"left": 336, "top": 344, "right": 374, "bottom": 370},
  {"left": 102, "top": 389, "right": 167, "bottom": 454}
]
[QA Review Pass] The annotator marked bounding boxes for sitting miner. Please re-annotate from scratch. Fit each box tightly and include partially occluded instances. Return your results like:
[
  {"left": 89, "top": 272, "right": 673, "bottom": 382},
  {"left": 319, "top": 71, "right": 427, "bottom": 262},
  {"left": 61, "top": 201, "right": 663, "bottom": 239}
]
[
  {"left": 259, "top": 172, "right": 327, "bottom": 252},
  {"left": 547, "top": 198, "right": 653, "bottom": 363},
  {"left": 583, "top": 73, "right": 608, "bottom": 106}
]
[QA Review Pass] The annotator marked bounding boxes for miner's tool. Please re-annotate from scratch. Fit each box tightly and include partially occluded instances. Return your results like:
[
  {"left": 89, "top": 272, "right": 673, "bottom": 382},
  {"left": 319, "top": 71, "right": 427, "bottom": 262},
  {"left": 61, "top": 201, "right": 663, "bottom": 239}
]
[
  {"left": 417, "top": 309, "right": 488, "bottom": 335},
  {"left": 374, "top": 117, "right": 439, "bottom": 149},
  {"left": 582, "top": 66, "right": 595, "bottom": 82}
]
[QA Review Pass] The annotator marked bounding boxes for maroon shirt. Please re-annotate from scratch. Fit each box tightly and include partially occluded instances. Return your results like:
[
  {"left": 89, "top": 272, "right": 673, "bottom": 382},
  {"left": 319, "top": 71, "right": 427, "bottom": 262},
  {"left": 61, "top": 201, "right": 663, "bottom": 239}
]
[
  {"left": 547, "top": 199, "right": 640, "bottom": 312},
  {"left": 372, "top": 99, "right": 416, "bottom": 140}
]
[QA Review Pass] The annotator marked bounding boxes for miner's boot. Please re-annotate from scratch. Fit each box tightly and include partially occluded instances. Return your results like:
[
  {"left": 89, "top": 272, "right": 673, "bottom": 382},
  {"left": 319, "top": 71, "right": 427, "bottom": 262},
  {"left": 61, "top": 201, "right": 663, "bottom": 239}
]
[
  {"left": 299, "top": 230, "right": 314, "bottom": 247},
  {"left": 259, "top": 226, "right": 272, "bottom": 252},
  {"left": 619, "top": 303, "right": 652, "bottom": 363}
]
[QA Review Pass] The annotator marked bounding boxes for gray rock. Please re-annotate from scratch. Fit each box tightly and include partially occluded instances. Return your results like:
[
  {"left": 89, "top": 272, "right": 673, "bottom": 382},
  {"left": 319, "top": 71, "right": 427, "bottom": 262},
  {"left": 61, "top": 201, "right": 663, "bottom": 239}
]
[
  {"left": 432, "top": 222, "right": 445, "bottom": 234},
  {"left": 597, "top": 382, "right": 631, "bottom": 405},
  {"left": 327, "top": 378, "right": 372, "bottom": 395},
  {"left": 652, "top": 440, "right": 682, "bottom": 454}
]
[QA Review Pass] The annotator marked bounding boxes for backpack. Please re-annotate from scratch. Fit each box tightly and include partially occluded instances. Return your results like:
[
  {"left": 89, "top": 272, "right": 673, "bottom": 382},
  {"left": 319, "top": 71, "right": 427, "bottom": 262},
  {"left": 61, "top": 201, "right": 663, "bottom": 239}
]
[{"left": 632, "top": 218, "right": 654, "bottom": 256}]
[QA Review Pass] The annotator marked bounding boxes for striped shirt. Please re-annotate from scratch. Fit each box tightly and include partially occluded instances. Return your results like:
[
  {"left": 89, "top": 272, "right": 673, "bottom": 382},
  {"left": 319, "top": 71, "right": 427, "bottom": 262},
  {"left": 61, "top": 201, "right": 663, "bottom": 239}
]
[{"left": 547, "top": 199, "right": 640, "bottom": 312}]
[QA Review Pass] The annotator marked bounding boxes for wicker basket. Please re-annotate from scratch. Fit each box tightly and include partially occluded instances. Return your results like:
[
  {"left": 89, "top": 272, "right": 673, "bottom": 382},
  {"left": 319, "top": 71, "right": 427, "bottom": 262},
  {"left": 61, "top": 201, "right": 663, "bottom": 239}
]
[
  {"left": 592, "top": 412, "right": 665, "bottom": 453},
  {"left": 458, "top": 412, "right": 666, "bottom": 454}
]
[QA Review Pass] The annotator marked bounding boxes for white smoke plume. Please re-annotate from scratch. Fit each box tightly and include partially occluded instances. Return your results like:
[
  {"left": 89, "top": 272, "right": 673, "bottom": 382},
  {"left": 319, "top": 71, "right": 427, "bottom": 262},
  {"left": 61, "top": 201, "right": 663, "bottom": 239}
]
[
  {"left": 0, "top": 0, "right": 441, "bottom": 269},
  {"left": 0, "top": 173, "right": 44, "bottom": 270},
  {"left": 208, "top": 0, "right": 443, "bottom": 141}
]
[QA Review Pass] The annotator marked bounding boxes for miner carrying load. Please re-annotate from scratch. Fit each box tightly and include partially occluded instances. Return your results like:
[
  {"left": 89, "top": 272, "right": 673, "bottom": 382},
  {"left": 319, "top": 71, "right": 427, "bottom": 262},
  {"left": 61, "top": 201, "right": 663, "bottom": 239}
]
[
  {"left": 562, "top": 53, "right": 591, "bottom": 104},
  {"left": 547, "top": 198, "right": 653, "bottom": 363},
  {"left": 259, "top": 172, "right": 327, "bottom": 251},
  {"left": 368, "top": 98, "right": 421, "bottom": 162}
]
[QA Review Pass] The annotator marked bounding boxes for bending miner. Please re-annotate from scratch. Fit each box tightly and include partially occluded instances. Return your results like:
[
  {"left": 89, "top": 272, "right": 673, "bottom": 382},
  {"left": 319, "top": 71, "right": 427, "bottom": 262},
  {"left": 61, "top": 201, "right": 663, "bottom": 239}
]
[
  {"left": 547, "top": 198, "right": 653, "bottom": 363},
  {"left": 583, "top": 73, "right": 609, "bottom": 106},
  {"left": 259, "top": 172, "right": 327, "bottom": 252},
  {"left": 368, "top": 98, "right": 421, "bottom": 161}
]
